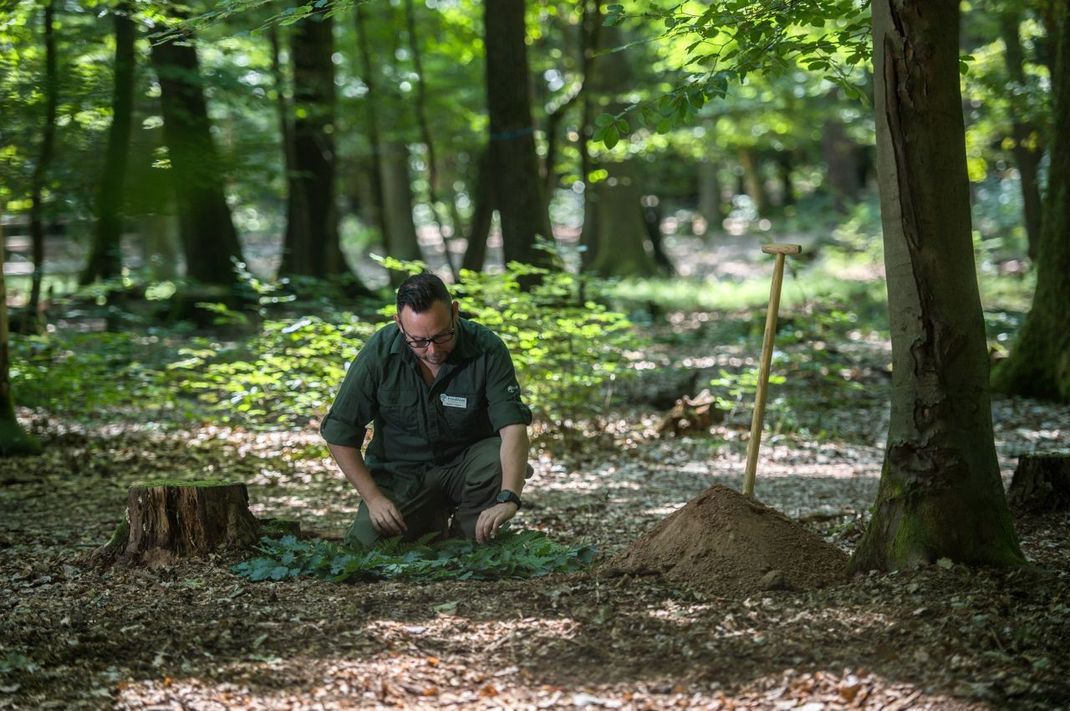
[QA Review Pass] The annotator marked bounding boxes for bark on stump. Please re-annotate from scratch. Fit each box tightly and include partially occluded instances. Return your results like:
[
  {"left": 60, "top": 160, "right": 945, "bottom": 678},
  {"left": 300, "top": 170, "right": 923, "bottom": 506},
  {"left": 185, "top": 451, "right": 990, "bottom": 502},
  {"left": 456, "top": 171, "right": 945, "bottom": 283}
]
[
  {"left": 1008, "top": 454, "right": 1070, "bottom": 514},
  {"left": 92, "top": 482, "right": 260, "bottom": 566}
]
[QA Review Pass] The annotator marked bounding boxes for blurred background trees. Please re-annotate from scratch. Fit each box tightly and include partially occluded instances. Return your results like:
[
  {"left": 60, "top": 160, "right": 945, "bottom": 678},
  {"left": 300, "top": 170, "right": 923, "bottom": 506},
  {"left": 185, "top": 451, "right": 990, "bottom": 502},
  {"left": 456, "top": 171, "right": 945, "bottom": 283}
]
[{"left": 0, "top": 0, "right": 1064, "bottom": 399}]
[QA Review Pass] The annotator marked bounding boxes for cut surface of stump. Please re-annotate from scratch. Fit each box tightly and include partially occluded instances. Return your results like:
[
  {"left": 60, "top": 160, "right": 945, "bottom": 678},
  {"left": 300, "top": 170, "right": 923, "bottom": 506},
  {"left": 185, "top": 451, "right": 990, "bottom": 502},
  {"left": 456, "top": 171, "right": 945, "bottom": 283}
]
[
  {"left": 606, "top": 484, "right": 848, "bottom": 597},
  {"left": 93, "top": 481, "right": 260, "bottom": 567},
  {"left": 1008, "top": 454, "right": 1070, "bottom": 514}
]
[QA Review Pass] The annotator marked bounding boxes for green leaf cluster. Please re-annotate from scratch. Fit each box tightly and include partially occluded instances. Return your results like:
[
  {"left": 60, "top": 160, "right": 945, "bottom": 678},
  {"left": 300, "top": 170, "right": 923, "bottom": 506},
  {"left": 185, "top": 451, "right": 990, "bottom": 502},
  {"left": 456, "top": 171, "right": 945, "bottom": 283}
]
[
  {"left": 231, "top": 530, "right": 598, "bottom": 583},
  {"left": 450, "top": 262, "right": 642, "bottom": 425},
  {"left": 166, "top": 313, "right": 378, "bottom": 427}
]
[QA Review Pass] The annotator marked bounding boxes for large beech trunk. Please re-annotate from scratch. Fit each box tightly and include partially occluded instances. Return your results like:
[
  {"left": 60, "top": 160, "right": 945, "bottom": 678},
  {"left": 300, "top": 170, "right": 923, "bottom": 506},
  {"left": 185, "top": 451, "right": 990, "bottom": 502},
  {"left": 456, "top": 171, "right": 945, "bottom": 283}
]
[
  {"left": 850, "top": 0, "right": 1023, "bottom": 572},
  {"left": 94, "top": 483, "right": 259, "bottom": 566}
]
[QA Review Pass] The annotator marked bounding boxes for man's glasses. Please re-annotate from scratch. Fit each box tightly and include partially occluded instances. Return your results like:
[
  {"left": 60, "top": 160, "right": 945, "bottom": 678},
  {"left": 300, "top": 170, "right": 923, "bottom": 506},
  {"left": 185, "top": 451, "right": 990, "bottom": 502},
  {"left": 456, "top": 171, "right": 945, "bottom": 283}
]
[{"left": 401, "top": 321, "right": 456, "bottom": 349}]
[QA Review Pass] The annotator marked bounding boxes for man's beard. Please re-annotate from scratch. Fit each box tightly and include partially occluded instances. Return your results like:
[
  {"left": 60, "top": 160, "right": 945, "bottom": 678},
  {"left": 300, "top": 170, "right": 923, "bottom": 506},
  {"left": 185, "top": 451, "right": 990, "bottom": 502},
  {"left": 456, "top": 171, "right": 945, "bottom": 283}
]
[{"left": 418, "top": 351, "right": 449, "bottom": 365}]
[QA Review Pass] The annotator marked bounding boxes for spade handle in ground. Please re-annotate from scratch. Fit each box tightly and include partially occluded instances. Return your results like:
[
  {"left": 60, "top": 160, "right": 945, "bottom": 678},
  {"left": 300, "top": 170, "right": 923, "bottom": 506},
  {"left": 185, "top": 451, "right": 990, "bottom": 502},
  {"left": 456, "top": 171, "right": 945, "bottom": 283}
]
[{"left": 743, "top": 243, "right": 803, "bottom": 498}]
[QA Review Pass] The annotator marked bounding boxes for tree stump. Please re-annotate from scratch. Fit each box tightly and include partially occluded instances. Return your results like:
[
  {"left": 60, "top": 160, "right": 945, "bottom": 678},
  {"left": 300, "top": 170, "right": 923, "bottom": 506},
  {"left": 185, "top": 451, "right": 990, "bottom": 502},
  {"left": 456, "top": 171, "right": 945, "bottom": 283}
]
[
  {"left": 1008, "top": 454, "right": 1070, "bottom": 514},
  {"left": 92, "top": 481, "right": 260, "bottom": 567}
]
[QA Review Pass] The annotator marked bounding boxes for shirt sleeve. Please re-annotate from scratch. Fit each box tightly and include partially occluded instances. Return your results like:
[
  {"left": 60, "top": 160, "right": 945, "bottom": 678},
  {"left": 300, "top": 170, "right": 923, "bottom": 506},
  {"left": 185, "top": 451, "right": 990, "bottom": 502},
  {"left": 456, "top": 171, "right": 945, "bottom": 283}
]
[
  {"left": 320, "top": 341, "right": 380, "bottom": 448},
  {"left": 484, "top": 339, "right": 533, "bottom": 431}
]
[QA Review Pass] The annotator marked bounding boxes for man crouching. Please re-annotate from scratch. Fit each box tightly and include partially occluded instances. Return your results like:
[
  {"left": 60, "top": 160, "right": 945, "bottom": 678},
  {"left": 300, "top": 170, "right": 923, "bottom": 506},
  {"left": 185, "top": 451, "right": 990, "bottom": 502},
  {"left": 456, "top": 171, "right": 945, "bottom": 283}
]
[{"left": 320, "top": 272, "right": 531, "bottom": 547}]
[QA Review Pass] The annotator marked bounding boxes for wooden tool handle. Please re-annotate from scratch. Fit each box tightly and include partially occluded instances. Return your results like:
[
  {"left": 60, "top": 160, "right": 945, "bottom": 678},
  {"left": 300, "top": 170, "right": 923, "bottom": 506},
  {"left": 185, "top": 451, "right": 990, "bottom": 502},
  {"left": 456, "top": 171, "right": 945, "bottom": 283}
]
[{"left": 761, "top": 243, "right": 803, "bottom": 255}]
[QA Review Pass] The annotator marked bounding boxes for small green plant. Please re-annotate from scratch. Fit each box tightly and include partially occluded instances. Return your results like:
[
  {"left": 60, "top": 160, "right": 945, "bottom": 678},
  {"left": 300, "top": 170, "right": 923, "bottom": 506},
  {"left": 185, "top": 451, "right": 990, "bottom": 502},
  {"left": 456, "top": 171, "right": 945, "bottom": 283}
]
[{"left": 232, "top": 530, "right": 598, "bottom": 583}]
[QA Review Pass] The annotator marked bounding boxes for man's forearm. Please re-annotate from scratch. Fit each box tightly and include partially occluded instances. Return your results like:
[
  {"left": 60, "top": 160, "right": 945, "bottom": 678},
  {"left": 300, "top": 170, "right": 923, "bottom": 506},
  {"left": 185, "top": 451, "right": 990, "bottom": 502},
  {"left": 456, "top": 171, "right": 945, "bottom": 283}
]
[
  {"left": 499, "top": 424, "right": 529, "bottom": 496},
  {"left": 327, "top": 443, "right": 384, "bottom": 503}
]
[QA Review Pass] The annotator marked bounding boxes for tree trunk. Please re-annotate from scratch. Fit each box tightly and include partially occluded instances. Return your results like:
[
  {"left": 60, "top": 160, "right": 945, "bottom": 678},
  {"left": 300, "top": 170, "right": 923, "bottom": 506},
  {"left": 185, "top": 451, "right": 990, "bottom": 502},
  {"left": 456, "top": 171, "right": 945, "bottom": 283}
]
[
  {"left": 993, "top": 1, "right": 1070, "bottom": 403},
  {"left": 588, "top": 164, "right": 664, "bottom": 278},
  {"left": 776, "top": 151, "right": 796, "bottom": 207},
  {"left": 850, "top": 0, "right": 1024, "bottom": 572},
  {"left": 822, "top": 112, "right": 862, "bottom": 212},
  {"left": 380, "top": 141, "right": 423, "bottom": 283},
  {"left": 354, "top": 3, "right": 392, "bottom": 256},
  {"left": 279, "top": 11, "right": 355, "bottom": 282},
  {"left": 484, "top": 0, "right": 553, "bottom": 272},
  {"left": 1007, "top": 454, "right": 1070, "bottom": 513},
  {"left": 0, "top": 228, "right": 42, "bottom": 457},
  {"left": 697, "top": 159, "right": 724, "bottom": 232},
  {"left": 25, "top": 0, "right": 58, "bottom": 332},
  {"left": 1000, "top": 11, "right": 1044, "bottom": 260},
  {"left": 461, "top": 148, "right": 494, "bottom": 272},
  {"left": 82, "top": 5, "right": 136, "bottom": 285},
  {"left": 737, "top": 148, "right": 770, "bottom": 216},
  {"left": 93, "top": 482, "right": 260, "bottom": 567},
  {"left": 150, "top": 21, "right": 244, "bottom": 287},
  {"left": 403, "top": 0, "right": 457, "bottom": 279}
]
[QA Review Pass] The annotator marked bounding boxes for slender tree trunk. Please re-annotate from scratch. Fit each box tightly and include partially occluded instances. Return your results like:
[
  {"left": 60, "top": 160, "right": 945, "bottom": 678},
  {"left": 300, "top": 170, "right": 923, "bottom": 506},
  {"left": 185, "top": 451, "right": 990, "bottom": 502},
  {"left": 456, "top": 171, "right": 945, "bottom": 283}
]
[
  {"left": 25, "top": 0, "right": 58, "bottom": 331},
  {"left": 822, "top": 105, "right": 863, "bottom": 212},
  {"left": 0, "top": 228, "right": 41, "bottom": 456},
  {"left": 461, "top": 148, "right": 494, "bottom": 272},
  {"left": 380, "top": 141, "right": 423, "bottom": 265},
  {"left": 82, "top": 5, "right": 136, "bottom": 285},
  {"left": 776, "top": 151, "right": 795, "bottom": 207},
  {"left": 993, "top": 0, "right": 1070, "bottom": 402},
  {"left": 403, "top": 0, "right": 457, "bottom": 279},
  {"left": 353, "top": 4, "right": 394, "bottom": 259},
  {"left": 738, "top": 148, "right": 770, "bottom": 215},
  {"left": 150, "top": 21, "right": 244, "bottom": 287},
  {"left": 1000, "top": 11, "right": 1044, "bottom": 261},
  {"left": 697, "top": 158, "right": 724, "bottom": 231},
  {"left": 850, "top": 0, "right": 1023, "bottom": 572},
  {"left": 484, "top": 0, "right": 553, "bottom": 271},
  {"left": 579, "top": 0, "right": 602, "bottom": 270}
]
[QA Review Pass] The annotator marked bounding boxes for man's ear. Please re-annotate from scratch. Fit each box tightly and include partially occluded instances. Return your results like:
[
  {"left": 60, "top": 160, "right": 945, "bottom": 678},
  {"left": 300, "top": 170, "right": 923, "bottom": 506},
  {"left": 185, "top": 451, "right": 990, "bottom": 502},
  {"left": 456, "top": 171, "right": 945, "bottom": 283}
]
[{"left": 451, "top": 301, "right": 459, "bottom": 320}]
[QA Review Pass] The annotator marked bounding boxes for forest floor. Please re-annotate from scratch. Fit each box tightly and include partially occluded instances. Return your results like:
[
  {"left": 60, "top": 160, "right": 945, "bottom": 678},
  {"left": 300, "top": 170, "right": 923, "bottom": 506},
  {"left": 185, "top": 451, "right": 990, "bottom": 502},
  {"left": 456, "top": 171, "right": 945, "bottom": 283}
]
[{"left": 3, "top": 233, "right": 1070, "bottom": 710}]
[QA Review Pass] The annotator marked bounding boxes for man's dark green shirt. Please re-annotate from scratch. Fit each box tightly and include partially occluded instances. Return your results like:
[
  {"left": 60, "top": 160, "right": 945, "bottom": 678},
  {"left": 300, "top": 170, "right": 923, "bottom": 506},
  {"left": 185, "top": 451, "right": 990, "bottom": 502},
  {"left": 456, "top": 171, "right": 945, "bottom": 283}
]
[{"left": 320, "top": 319, "right": 532, "bottom": 472}]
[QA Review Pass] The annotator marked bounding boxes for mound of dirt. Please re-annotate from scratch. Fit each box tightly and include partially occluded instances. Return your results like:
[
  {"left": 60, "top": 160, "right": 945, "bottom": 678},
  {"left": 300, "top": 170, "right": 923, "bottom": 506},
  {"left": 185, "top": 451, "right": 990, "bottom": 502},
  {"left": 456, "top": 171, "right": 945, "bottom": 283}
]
[{"left": 607, "top": 485, "right": 848, "bottom": 596}]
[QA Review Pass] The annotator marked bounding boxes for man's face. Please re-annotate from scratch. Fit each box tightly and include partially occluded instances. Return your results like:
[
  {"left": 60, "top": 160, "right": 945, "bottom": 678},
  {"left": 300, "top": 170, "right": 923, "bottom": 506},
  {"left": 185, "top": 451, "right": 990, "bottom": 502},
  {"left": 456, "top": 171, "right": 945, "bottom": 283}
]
[{"left": 395, "top": 300, "right": 459, "bottom": 366}]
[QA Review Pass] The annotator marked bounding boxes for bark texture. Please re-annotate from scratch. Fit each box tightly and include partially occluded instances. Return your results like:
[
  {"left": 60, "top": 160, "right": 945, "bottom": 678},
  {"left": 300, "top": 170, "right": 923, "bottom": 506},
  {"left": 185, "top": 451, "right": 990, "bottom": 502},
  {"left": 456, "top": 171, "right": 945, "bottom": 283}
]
[
  {"left": 94, "top": 483, "right": 260, "bottom": 566},
  {"left": 484, "top": 0, "right": 553, "bottom": 271},
  {"left": 150, "top": 24, "right": 244, "bottom": 286},
  {"left": 850, "top": 0, "right": 1023, "bottom": 572},
  {"left": 82, "top": 6, "right": 136, "bottom": 284},
  {"left": 993, "top": 0, "right": 1070, "bottom": 403}
]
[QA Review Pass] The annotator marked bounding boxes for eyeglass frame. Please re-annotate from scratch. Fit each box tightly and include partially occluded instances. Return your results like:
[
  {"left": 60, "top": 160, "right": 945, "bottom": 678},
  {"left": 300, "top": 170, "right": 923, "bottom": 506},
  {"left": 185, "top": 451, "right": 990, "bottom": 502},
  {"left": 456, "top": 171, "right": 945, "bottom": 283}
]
[{"left": 398, "top": 314, "right": 457, "bottom": 350}]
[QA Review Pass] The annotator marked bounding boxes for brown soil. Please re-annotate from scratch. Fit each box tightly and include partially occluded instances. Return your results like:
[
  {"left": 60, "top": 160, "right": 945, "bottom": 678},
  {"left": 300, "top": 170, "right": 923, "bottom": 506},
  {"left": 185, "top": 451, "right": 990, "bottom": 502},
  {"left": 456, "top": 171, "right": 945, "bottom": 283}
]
[{"left": 608, "top": 484, "right": 849, "bottom": 596}]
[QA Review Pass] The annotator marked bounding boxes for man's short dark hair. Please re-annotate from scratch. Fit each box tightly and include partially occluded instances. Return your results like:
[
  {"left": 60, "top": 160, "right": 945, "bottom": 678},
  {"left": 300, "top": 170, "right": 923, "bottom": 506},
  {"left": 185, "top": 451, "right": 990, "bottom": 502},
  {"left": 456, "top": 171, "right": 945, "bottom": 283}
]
[{"left": 396, "top": 272, "right": 452, "bottom": 314}]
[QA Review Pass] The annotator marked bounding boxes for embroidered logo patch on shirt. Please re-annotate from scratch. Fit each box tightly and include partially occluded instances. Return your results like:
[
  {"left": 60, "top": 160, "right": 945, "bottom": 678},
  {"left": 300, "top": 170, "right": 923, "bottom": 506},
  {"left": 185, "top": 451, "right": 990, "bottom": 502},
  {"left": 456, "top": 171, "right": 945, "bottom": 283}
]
[{"left": 440, "top": 394, "right": 468, "bottom": 409}]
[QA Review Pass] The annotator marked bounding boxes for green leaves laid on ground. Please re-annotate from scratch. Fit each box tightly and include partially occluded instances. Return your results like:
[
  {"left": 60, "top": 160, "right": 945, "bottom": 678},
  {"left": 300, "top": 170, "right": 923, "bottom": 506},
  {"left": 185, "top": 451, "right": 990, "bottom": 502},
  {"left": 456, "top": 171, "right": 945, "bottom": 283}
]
[{"left": 232, "top": 530, "right": 598, "bottom": 583}]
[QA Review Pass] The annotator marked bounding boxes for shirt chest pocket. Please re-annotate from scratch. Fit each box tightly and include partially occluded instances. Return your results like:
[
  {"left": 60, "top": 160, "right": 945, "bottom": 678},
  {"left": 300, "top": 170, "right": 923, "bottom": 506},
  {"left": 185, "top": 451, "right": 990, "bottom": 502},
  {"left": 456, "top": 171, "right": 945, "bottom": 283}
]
[
  {"left": 378, "top": 388, "right": 420, "bottom": 433},
  {"left": 439, "top": 391, "right": 480, "bottom": 433}
]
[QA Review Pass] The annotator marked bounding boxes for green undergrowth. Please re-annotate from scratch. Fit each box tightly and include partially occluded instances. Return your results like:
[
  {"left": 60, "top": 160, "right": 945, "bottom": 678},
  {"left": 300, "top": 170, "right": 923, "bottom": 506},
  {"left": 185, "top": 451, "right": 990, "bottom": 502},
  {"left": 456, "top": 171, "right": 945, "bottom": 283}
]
[{"left": 231, "top": 530, "right": 598, "bottom": 583}]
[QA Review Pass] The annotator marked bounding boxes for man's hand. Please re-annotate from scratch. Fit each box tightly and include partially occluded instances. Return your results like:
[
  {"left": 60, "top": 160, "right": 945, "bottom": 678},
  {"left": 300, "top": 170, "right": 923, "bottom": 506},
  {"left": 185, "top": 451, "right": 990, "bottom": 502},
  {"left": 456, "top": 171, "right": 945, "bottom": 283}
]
[
  {"left": 366, "top": 495, "right": 407, "bottom": 536},
  {"left": 476, "top": 502, "right": 517, "bottom": 543}
]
